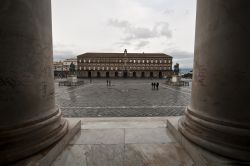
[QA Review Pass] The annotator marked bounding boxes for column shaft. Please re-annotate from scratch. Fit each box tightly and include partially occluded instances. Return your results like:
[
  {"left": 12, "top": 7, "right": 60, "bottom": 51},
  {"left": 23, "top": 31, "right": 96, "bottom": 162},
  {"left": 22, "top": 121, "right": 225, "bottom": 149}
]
[
  {"left": 0, "top": 0, "right": 68, "bottom": 164},
  {"left": 179, "top": 0, "right": 250, "bottom": 161}
]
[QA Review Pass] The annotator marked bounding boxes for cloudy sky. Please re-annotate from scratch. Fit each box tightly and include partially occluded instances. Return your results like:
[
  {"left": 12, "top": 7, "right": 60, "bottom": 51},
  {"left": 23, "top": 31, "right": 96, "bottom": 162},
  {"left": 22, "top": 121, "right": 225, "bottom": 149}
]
[{"left": 52, "top": 0, "right": 196, "bottom": 68}]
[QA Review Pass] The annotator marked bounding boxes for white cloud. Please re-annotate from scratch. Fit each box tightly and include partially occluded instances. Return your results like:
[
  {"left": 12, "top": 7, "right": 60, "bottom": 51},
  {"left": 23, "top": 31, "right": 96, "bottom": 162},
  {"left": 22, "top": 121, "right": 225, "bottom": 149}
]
[
  {"left": 136, "top": 40, "right": 150, "bottom": 49},
  {"left": 108, "top": 19, "right": 172, "bottom": 41},
  {"left": 52, "top": 0, "right": 196, "bottom": 68}
]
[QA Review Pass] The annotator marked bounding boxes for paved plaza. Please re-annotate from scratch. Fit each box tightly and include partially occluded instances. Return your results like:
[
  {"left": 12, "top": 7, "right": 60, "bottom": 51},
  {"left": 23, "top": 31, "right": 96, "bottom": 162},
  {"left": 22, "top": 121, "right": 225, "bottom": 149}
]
[{"left": 55, "top": 79, "right": 192, "bottom": 117}]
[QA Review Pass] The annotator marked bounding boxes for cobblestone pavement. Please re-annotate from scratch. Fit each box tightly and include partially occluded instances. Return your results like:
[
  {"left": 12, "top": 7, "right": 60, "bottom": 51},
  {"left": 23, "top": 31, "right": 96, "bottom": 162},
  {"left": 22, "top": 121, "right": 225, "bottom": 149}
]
[{"left": 55, "top": 79, "right": 192, "bottom": 117}]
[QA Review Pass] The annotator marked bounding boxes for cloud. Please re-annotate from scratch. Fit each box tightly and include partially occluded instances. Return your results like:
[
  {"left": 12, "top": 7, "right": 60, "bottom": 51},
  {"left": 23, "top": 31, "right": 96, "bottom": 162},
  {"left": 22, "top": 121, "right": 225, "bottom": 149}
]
[
  {"left": 163, "top": 9, "right": 174, "bottom": 15},
  {"left": 108, "top": 19, "right": 172, "bottom": 41},
  {"left": 136, "top": 40, "right": 150, "bottom": 49},
  {"left": 53, "top": 44, "right": 76, "bottom": 61},
  {"left": 169, "top": 50, "right": 194, "bottom": 68},
  {"left": 154, "top": 22, "right": 172, "bottom": 38},
  {"left": 53, "top": 50, "right": 75, "bottom": 61},
  {"left": 169, "top": 50, "right": 193, "bottom": 59},
  {"left": 115, "top": 41, "right": 132, "bottom": 48},
  {"left": 108, "top": 19, "right": 130, "bottom": 28}
]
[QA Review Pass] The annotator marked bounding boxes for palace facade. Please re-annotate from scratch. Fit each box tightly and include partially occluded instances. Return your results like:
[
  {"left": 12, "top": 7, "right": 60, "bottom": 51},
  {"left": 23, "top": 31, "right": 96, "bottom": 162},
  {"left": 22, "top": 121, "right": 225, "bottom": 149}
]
[{"left": 77, "top": 50, "right": 173, "bottom": 78}]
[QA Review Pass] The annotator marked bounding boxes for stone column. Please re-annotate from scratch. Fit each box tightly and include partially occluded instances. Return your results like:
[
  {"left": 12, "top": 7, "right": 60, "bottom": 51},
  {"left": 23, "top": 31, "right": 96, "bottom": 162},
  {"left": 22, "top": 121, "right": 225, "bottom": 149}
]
[
  {"left": 0, "top": 0, "right": 68, "bottom": 164},
  {"left": 179, "top": 0, "right": 250, "bottom": 161}
]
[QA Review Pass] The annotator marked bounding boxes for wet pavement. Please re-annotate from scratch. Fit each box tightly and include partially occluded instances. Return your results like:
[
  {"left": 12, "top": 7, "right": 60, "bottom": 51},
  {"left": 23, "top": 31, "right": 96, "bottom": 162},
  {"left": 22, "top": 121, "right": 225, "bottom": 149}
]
[{"left": 55, "top": 79, "right": 192, "bottom": 117}]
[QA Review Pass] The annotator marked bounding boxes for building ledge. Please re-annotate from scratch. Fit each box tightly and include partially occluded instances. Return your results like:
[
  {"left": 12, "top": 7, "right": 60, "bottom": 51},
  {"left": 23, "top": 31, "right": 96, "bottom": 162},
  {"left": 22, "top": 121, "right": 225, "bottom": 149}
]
[{"left": 167, "top": 117, "right": 250, "bottom": 166}]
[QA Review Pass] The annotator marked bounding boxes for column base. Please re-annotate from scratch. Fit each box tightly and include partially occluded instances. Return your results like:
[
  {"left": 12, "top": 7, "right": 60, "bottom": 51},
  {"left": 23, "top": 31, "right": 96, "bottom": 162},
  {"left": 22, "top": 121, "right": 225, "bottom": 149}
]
[
  {"left": 0, "top": 107, "right": 68, "bottom": 165},
  {"left": 14, "top": 118, "right": 81, "bottom": 166},
  {"left": 178, "top": 107, "right": 250, "bottom": 161}
]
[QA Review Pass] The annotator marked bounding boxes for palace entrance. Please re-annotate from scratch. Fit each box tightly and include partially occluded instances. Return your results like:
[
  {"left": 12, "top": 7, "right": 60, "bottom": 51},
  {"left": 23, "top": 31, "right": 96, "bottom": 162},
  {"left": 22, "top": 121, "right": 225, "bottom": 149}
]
[{"left": 123, "top": 71, "right": 128, "bottom": 78}]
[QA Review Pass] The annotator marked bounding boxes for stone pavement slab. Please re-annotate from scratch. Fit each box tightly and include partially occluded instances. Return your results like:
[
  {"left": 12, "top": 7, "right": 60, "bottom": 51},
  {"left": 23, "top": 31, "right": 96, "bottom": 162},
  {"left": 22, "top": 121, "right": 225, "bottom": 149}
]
[
  {"left": 125, "top": 128, "right": 174, "bottom": 144},
  {"left": 125, "top": 143, "right": 193, "bottom": 166},
  {"left": 52, "top": 117, "right": 194, "bottom": 166},
  {"left": 52, "top": 144, "right": 124, "bottom": 166},
  {"left": 70, "top": 129, "right": 124, "bottom": 145}
]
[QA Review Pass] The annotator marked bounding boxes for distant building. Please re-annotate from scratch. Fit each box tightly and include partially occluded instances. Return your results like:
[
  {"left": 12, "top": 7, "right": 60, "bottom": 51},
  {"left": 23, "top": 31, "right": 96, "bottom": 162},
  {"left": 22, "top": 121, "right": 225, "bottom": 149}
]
[
  {"left": 63, "top": 58, "right": 77, "bottom": 72},
  {"left": 53, "top": 61, "right": 63, "bottom": 78},
  {"left": 77, "top": 50, "right": 173, "bottom": 78},
  {"left": 53, "top": 58, "right": 77, "bottom": 78}
]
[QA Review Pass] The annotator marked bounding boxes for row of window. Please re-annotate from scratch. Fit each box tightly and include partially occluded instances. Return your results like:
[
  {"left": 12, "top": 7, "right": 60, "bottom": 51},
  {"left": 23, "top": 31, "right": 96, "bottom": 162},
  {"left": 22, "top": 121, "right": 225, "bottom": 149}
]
[
  {"left": 79, "top": 59, "right": 171, "bottom": 64},
  {"left": 79, "top": 66, "right": 171, "bottom": 71},
  {"left": 80, "top": 64, "right": 171, "bottom": 67}
]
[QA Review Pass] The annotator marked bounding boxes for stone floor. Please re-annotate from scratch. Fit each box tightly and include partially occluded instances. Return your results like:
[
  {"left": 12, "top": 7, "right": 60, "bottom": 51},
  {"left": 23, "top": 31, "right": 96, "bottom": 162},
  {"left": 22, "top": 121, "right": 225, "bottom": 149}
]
[
  {"left": 52, "top": 117, "right": 194, "bottom": 166},
  {"left": 55, "top": 79, "right": 192, "bottom": 117}
]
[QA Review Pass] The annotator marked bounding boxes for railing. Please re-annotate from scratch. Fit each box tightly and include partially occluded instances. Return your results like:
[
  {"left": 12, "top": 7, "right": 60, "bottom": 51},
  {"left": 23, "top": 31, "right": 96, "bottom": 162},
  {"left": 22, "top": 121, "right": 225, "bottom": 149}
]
[
  {"left": 165, "top": 81, "right": 189, "bottom": 86},
  {"left": 59, "top": 81, "right": 84, "bottom": 86}
]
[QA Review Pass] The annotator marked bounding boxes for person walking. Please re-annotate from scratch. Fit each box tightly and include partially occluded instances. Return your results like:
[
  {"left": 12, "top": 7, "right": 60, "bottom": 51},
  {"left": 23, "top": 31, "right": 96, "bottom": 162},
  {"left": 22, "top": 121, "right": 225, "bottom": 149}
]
[
  {"left": 151, "top": 82, "right": 154, "bottom": 89},
  {"left": 109, "top": 80, "right": 111, "bottom": 86},
  {"left": 106, "top": 80, "right": 108, "bottom": 86},
  {"left": 156, "top": 82, "right": 159, "bottom": 90}
]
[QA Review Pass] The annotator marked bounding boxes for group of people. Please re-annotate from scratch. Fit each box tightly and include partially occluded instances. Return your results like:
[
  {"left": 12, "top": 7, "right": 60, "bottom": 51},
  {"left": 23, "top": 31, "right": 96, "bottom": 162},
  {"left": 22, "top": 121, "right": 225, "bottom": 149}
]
[
  {"left": 106, "top": 80, "right": 111, "bottom": 86},
  {"left": 151, "top": 82, "right": 159, "bottom": 90}
]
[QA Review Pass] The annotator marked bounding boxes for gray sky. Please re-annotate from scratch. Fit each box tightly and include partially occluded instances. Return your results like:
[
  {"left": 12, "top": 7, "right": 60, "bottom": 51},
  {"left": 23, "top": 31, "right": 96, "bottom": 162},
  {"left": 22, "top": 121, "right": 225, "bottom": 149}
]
[{"left": 52, "top": 0, "right": 196, "bottom": 68}]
